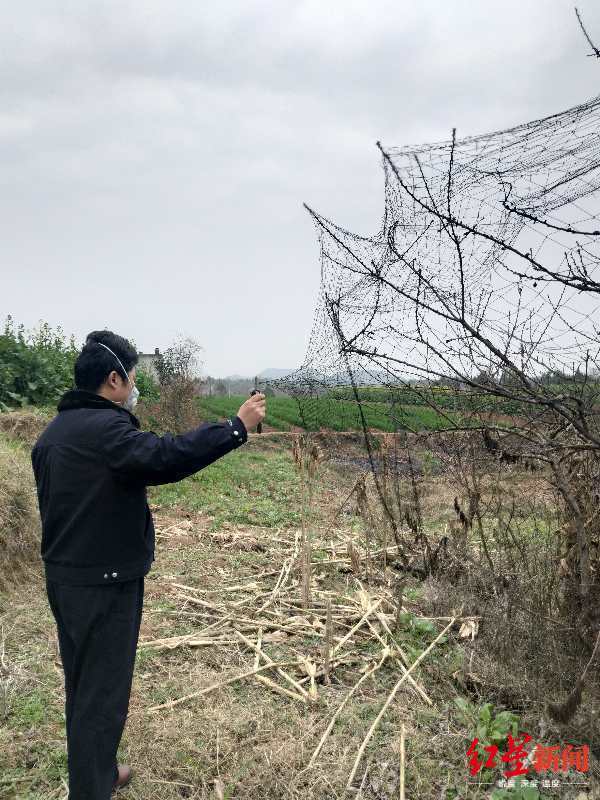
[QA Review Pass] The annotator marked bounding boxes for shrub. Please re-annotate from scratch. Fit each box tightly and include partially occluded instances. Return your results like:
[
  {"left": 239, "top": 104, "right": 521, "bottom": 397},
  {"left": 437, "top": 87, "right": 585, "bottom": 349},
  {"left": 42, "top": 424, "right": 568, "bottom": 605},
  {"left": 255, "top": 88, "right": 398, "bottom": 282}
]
[
  {"left": 135, "top": 367, "right": 160, "bottom": 403},
  {"left": 136, "top": 377, "right": 201, "bottom": 434},
  {"left": 137, "top": 335, "right": 203, "bottom": 433},
  {"left": 0, "top": 317, "right": 78, "bottom": 410}
]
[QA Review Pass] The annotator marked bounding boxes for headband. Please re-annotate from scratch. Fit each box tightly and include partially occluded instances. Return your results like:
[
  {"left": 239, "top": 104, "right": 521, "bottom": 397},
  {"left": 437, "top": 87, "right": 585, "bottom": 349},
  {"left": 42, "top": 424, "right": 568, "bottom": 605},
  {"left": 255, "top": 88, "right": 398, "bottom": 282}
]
[{"left": 95, "top": 341, "right": 131, "bottom": 383}]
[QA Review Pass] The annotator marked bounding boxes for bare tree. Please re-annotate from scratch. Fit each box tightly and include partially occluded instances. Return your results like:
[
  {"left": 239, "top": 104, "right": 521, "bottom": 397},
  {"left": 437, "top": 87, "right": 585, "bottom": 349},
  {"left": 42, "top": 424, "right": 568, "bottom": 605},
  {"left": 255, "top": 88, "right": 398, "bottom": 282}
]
[
  {"left": 575, "top": 6, "right": 600, "bottom": 58},
  {"left": 271, "top": 79, "right": 600, "bottom": 663},
  {"left": 150, "top": 335, "right": 204, "bottom": 433},
  {"left": 155, "top": 335, "right": 203, "bottom": 386}
]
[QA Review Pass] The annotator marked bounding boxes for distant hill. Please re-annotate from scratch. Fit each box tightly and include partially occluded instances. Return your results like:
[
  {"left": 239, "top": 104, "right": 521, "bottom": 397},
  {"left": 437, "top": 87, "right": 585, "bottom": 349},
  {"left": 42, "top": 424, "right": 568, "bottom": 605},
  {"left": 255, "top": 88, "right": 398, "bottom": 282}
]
[
  {"left": 258, "top": 368, "right": 297, "bottom": 379},
  {"left": 222, "top": 374, "right": 248, "bottom": 381},
  {"left": 221, "top": 368, "right": 296, "bottom": 381}
]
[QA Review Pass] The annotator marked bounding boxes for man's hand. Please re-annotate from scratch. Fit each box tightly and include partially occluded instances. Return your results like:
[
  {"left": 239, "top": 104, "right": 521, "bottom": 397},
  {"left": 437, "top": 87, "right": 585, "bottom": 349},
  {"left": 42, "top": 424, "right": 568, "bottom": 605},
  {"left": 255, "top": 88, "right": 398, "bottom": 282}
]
[{"left": 236, "top": 392, "right": 266, "bottom": 432}]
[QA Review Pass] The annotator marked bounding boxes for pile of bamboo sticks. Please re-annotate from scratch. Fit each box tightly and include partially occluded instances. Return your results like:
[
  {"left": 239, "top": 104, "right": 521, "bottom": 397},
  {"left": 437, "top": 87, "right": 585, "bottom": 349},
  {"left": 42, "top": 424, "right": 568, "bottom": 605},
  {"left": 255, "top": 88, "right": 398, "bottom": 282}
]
[{"left": 139, "top": 541, "right": 462, "bottom": 792}]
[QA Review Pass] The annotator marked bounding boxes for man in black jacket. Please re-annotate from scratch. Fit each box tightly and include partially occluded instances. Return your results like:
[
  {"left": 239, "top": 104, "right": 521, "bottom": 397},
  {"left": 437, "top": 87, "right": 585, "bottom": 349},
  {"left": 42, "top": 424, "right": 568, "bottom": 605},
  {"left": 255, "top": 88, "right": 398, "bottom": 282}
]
[{"left": 31, "top": 330, "right": 266, "bottom": 800}]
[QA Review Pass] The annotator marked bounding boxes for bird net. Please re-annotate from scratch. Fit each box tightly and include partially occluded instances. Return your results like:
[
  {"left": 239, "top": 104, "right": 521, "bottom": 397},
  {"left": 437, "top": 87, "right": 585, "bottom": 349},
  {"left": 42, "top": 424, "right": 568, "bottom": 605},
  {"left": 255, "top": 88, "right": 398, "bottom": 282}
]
[
  {"left": 266, "top": 92, "right": 600, "bottom": 439},
  {"left": 261, "top": 94, "right": 600, "bottom": 746}
]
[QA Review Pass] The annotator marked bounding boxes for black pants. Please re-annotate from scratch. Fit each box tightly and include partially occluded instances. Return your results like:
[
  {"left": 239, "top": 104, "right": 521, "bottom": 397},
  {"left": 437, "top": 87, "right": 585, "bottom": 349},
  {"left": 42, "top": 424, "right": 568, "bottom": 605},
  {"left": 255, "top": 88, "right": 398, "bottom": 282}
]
[{"left": 45, "top": 576, "right": 144, "bottom": 800}]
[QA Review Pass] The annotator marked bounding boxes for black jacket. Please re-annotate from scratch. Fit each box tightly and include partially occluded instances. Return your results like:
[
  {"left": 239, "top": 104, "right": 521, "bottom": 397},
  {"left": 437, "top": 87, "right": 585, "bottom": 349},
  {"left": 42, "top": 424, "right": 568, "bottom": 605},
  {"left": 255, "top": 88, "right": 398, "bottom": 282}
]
[{"left": 31, "top": 389, "right": 248, "bottom": 585}]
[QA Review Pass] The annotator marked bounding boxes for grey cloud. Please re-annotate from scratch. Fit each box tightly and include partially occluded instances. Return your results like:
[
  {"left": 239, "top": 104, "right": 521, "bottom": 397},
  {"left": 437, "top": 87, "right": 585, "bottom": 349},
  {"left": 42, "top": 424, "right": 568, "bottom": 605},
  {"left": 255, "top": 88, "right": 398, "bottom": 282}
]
[{"left": 2, "top": 1, "right": 600, "bottom": 375}]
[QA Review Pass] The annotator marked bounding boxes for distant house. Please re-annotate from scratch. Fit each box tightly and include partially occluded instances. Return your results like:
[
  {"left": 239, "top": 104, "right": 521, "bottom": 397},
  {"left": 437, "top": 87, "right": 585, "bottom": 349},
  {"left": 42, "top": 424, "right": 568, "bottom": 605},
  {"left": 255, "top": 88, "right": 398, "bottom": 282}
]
[{"left": 137, "top": 348, "right": 161, "bottom": 381}]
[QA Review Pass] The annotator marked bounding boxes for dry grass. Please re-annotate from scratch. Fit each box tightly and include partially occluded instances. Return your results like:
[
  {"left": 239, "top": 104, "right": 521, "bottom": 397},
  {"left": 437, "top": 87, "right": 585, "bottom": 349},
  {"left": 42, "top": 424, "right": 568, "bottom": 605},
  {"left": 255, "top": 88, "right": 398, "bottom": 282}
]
[
  {"left": 0, "top": 409, "right": 51, "bottom": 448},
  {"left": 0, "top": 435, "right": 42, "bottom": 594},
  {"left": 0, "top": 408, "right": 51, "bottom": 592},
  {"left": 0, "top": 536, "right": 465, "bottom": 800},
  {"left": 2, "top": 426, "right": 600, "bottom": 798}
]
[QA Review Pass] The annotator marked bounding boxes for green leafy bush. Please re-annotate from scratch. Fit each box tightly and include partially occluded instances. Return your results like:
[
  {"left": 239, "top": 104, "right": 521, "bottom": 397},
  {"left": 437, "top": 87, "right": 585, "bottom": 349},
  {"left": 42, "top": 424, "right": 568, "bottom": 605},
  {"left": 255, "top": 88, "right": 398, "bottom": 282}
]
[
  {"left": 0, "top": 317, "right": 78, "bottom": 410},
  {"left": 453, "top": 699, "right": 520, "bottom": 750},
  {"left": 134, "top": 367, "right": 160, "bottom": 403}
]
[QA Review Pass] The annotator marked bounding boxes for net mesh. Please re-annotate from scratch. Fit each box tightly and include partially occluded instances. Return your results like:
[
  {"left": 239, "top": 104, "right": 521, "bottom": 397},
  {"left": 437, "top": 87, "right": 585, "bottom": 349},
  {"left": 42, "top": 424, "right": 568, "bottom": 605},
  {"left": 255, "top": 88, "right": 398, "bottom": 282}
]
[
  {"left": 258, "top": 93, "right": 600, "bottom": 756},
  {"left": 266, "top": 93, "right": 600, "bottom": 433}
]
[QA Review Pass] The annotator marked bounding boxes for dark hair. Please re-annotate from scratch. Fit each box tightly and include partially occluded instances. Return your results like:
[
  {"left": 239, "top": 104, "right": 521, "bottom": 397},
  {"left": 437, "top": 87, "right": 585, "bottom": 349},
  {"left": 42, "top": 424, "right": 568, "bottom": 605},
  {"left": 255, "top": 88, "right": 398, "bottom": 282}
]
[{"left": 74, "top": 330, "right": 138, "bottom": 392}]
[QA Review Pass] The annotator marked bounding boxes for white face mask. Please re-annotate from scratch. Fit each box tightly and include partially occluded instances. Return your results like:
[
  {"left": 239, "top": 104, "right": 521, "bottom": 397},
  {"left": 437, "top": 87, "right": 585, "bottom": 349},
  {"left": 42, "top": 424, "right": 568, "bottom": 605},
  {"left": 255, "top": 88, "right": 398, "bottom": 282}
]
[
  {"left": 95, "top": 341, "right": 140, "bottom": 412},
  {"left": 124, "top": 384, "right": 140, "bottom": 411}
]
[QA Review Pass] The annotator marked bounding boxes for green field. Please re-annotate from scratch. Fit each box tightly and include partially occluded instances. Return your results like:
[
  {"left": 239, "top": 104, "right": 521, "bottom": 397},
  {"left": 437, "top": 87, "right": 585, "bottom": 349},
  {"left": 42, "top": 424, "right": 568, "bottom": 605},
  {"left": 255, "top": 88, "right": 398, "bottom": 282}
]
[
  {"left": 149, "top": 445, "right": 304, "bottom": 530},
  {"left": 198, "top": 394, "right": 461, "bottom": 432}
]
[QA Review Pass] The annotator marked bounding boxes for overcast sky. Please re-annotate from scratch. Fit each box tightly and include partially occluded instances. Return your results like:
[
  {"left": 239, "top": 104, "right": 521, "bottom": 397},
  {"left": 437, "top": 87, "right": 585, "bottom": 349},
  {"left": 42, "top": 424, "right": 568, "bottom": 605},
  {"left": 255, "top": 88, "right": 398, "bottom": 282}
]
[{"left": 2, "top": 0, "right": 599, "bottom": 377}]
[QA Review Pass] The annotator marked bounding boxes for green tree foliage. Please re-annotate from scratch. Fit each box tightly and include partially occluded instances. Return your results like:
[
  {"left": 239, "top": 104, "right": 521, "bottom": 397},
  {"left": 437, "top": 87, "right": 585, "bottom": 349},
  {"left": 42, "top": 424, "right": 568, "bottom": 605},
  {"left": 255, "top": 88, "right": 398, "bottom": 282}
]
[
  {"left": 134, "top": 367, "right": 160, "bottom": 403},
  {"left": 0, "top": 317, "right": 79, "bottom": 410}
]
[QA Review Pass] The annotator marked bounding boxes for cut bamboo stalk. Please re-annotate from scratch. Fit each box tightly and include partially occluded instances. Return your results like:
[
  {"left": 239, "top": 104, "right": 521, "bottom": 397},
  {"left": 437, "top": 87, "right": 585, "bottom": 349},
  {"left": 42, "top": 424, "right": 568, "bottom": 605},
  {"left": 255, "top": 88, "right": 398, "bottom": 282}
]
[
  {"left": 331, "top": 598, "right": 383, "bottom": 657},
  {"left": 363, "top": 616, "right": 431, "bottom": 706},
  {"left": 346, "top": 619, "right": 455, "bottom": 789},
  {"left": 147, "top": 659, "right": 304, "bottom": 712},
  {"left": 308, "top": 649, "right": 390, "bottom": 767},
  {"left": 256, "top": 530, "right": 302, "bottom": 615},
  {"left": 399, "top": 724, "right": 406, "bottom": 800},
  {"left": 254, "top": 628, "right": 263, "bottom": 670},
  {"left": 254, "top": 673, "right": 307, "bottom": 703},
  {"left": 323, "top": 599, "right": 333, "bottom": 684},
  {"left": 234, "top": 629, "right": 309, "bottom": 699},
  {"left": 375, "top": 612, "right": 433, "bottom": 706},
  {"left": 297, "top": 652, "right": 364, "bottom": 685}
]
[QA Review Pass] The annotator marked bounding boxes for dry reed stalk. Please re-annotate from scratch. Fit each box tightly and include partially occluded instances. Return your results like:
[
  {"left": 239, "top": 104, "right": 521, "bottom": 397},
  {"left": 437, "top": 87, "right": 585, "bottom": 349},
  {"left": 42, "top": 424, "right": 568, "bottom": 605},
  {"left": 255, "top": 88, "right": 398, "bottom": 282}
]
[
  {"left": 331, "top": 598, "right": 383, "bottom": 657},
  {"left": 159, "top": 608, "right": 306, "bottom": 636},
  {"left": 175, "top": 593, "right": 256, "bottom": 613},
  {"left": 280, "top": 596, "right": 354, "bottom": 611},
  {"left": 292, "top": 434, "right": 301, "bottom": 469},
  {"left": 170, "top": 597, "right": 260, "bottom": 621},
  {"left": 399, "top": 724, "right": 406, "bottom": 800},
  {"left": 383, "top": 435, "right": 397, "bottom": 571},
  {"left": 375, "top": 612, "right": 432, "bottom": 706},
  {"left": 308, "top": 648, "right": 390, "bottom": 768},
  {"left": 254, "top": 628, "right": 262, "bottom": 670},
  {"left": 346, "top": 618, "right": 455, "bottom": 789},
  {"left": 293, "top": 435, "right": 322, "bottom": 611},
  {"left": 322, "top": 544, "right": 402, "bottom": 568},
  {"left": 142, "top": 627, "right": 284, "bottom": 651},
  {"left": 146, "top": 659, "right": 305, "bottom": 713},
  {"left": 172, "top": 581, "right": 261, "bottom": 594},
  {"left": 257, "top": 568, "right": 284, "bottom": 606},
  {"left": 297, "top": 652, "right": 365, "bottom": 686},
  {"left": 347, "top": 540, "right": 361, "bottom": 575},
  {"left": 323, "top": 599, "right": 333, "bottom": 684},
  {"left": 140, "top": 637, "right": 241, "bottom": 650},
  {"left": 138, "top": 633, "right": 207, "bottom": 650},
  {"left": 363, "top": 616, "right": 431, "bottom": 706},
  {"left": 355, "top": 476, "right": 375, "bottom": 581},
  {"left": 304, "top": 658, "right": 319, "bottom": 704},
  {"left": 234, "top": 629, "right": 309, "bottom": 700},
  {"left": 256, "top": 530, "right": 301, "bottom": 614},
  {"left": 305, "top": 442, "right": 323, "bottom": 521},
  {"left": 302, "top": 527, "right": 312, "bottom": 610},
  {"left": 357, "top": 763, "right": 370, "bottom": 797},
  {"left": 173, "top": 590, "right": 231, "bottom": 608},
  {"left": 320, "top": 471, "right": 370, "bottom": 540},
  {"left": 254, "top": 673, "right": 307, "bottom": 703},
  {"left": 392, "top": 577, "right": 405, "bottom": 632},
  {"left": 294, "top": 436, "right": 310, "bottom": 610}
]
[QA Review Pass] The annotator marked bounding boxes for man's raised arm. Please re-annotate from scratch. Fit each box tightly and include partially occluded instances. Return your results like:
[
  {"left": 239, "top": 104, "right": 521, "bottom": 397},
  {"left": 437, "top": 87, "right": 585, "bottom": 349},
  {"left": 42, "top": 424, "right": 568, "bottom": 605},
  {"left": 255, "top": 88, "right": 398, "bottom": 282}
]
[{"left": 102, "top": 392, "right": 266, "bottom": 486}]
